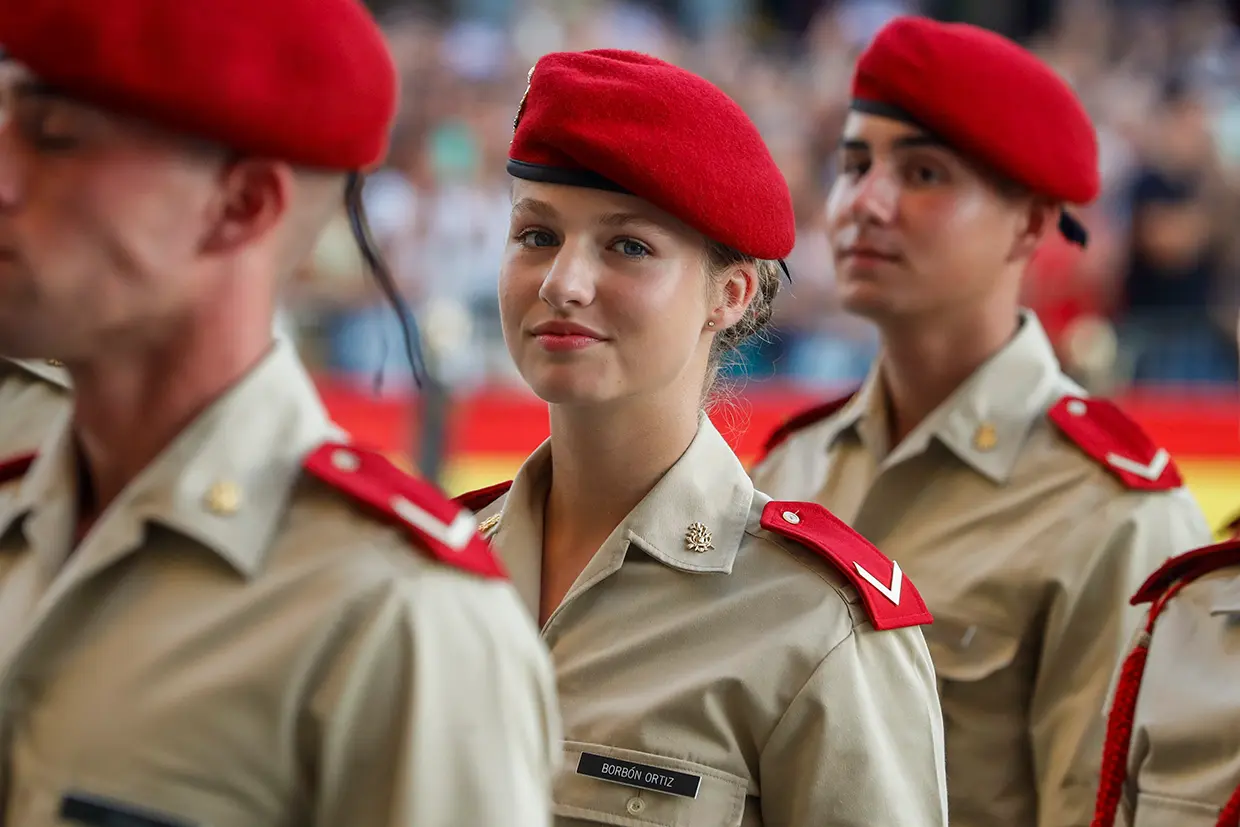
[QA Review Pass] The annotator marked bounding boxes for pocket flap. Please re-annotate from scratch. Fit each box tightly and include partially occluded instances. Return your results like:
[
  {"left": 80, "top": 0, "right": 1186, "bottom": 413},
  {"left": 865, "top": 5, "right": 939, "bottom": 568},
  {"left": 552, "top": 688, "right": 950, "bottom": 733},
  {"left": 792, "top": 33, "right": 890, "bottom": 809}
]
[
  {"left": 925, "top": 617, "right": 1020, "bottom": 682},
  {"left": 555, "top": 741, "right": 748, "bottom": 827}
]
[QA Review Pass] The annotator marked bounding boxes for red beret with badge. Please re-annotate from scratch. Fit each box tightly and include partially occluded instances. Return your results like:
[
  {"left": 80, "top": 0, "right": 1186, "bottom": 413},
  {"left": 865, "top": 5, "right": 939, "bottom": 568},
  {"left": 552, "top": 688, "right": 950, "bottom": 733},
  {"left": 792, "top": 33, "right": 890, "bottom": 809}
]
[
  {"left": 0, "top": 0, "right": 397, "bottom": 170},
  {"left": 509, "top": 49, "right": 795, "bottom": 262},
  {"left": 852, "top": 16, "right": 1098, "bottom": 245}
]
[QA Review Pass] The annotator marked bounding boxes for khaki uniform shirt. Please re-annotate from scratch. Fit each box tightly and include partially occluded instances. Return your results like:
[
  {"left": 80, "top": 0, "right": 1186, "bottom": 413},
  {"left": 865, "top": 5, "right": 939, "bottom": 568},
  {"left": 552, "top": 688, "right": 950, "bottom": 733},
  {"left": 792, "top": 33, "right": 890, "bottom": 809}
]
[
  {"left": 751, "top": 312, "right": 1212, "bottom": 827},
  {"left": 475, "top": 415, "right": 949, "bottom": 827},
  {"left": 0, "top": 359, "right": 69, "bottom": 456},
  {"left": 0, "top": 342, "right": 560, "bottom": 827},
  {"left": 1121, "top": 564, "right": 1240, "bottom": 827}
]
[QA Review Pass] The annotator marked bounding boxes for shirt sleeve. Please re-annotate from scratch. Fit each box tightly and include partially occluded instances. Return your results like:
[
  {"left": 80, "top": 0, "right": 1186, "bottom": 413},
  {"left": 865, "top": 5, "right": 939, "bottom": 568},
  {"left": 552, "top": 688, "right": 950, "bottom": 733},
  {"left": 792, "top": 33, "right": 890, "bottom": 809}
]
[
  {"left": 758, "top": 620, "right": 949, "bottom": 827},
  {"left": 305, "top": 569, "right": 562, "bottom": 827},
  {"left": 1031, "top": 488, "right": 1211, "bottom": 827}
]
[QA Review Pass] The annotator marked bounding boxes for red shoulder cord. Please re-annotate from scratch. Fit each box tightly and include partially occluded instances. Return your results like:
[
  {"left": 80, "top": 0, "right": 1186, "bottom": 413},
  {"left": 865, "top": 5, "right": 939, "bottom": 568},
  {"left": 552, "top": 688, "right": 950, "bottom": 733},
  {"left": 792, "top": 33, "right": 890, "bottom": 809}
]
[{"left": 1093, "top": 581, "right": 1240, "bottom": 827}]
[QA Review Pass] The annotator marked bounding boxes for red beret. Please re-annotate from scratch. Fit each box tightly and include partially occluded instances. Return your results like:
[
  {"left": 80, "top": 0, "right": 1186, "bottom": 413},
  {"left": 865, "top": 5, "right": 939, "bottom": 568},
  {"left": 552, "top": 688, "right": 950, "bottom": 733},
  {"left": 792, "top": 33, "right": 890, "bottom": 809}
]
[
  {"left": 852, "top": 16, "right": 1099, "bottom": 206},
  {"left": 509, "top": 50, "right": 795, "bottom": 261},
  {"left": 0, "top": 0, "right": 397, "bottom": 170}
]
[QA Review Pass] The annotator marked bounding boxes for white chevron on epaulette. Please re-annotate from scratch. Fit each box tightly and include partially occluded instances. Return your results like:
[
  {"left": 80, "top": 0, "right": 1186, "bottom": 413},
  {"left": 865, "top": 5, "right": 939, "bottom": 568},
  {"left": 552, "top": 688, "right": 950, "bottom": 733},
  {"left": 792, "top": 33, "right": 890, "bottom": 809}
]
[
  {"left": 390, "top": 496, "right": 477, "bottom": 551},
  {"left": 1105, "top": 449, "right": 1170, "bottom": 481}
]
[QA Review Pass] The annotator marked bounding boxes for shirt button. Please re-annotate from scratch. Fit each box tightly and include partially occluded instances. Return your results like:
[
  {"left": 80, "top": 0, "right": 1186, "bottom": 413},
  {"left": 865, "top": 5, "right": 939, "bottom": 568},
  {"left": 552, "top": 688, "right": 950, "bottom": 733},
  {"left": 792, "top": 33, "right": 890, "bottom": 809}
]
[
  {"left": 781, "top": 510, "right": 801, "bottom": 525},
  {"left": 626, "top": 796, "right": 646, "bottom": 815},
  {"left": 331, "top": 449, "right": 360, "bottom": 473}
]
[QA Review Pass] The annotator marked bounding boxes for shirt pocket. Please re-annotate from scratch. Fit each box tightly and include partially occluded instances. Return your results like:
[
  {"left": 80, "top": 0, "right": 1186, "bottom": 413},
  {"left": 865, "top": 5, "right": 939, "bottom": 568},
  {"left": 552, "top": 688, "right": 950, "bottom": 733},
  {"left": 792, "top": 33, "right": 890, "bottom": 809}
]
[
  {"left": 925, "top": 618, "right": 1022, "bottom": 693},
  {"left": 1132, "top": 791, "right": 1222, "bottom": 827},
  {"left": 554, "top": 740, "right": 748, "bottom": 827}
]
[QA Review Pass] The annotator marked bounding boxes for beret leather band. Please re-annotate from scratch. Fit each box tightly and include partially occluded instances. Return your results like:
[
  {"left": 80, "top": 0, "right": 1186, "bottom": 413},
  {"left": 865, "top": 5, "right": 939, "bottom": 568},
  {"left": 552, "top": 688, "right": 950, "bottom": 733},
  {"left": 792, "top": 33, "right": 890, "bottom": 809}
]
[
  {"left": 507, "top": 159, "right": 629, "bottom": 195},
  {"left": 851, "top": 97, "right": 924, "bottom": 127}
]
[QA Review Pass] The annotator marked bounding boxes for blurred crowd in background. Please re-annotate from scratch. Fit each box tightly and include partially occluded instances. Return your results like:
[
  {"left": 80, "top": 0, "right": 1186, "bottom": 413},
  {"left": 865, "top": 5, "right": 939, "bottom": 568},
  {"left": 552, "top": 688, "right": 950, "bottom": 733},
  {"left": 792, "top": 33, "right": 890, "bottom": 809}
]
[{"left": 283, "top": 0, "right": 1240, "bottom": 396}]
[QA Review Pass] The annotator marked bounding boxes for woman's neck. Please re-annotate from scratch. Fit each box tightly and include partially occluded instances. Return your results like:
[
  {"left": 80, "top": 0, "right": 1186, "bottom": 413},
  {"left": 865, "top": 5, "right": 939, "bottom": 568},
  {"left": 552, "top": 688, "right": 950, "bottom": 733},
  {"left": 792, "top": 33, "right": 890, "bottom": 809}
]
[
  {"left": 547, "top": 389, "right": 700, "bottom": 537},
  {"left": 538, "top": 384, "right": 701, "bottom": 617}
]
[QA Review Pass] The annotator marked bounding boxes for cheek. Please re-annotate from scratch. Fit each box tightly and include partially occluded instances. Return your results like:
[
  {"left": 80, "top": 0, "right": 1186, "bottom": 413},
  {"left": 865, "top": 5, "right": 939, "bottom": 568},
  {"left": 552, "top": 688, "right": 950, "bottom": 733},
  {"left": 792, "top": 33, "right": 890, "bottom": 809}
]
[
  {"left": 616, "top": 266, "right": 704, "bottom": 352},
  {"left": 824, "top": 183, "right": 851, "bottom": 233},
  {"left": 497, "top": 257, "right": 541, "bottom": 331},
  {"left": 900, "top": 191, "right": 991, "bottom": 257},
  {"left": 39, "top": 162, "right": 199, "bottom": 282},
  {"left": 107, "top": 172, "right": 203, "bottom": 269}
]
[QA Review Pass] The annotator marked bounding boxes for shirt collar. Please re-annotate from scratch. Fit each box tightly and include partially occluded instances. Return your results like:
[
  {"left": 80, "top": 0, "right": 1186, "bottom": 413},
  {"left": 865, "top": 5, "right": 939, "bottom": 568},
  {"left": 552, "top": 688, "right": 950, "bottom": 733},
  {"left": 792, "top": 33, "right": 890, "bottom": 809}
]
[
  {"left": 619, "top": 413, "right": 753, "bottom": 573},
  {"left": 831, "top": 310, "right": 1068, "bottom": 484},
  {"left": 493, "top": 414, "right": 756, "bottom": 618},
  {"left": 0, "top": 357, "right": 71, "bottom": 389},
  {"left": 0, "top": 340, "right": 340, "bottom": 578}
]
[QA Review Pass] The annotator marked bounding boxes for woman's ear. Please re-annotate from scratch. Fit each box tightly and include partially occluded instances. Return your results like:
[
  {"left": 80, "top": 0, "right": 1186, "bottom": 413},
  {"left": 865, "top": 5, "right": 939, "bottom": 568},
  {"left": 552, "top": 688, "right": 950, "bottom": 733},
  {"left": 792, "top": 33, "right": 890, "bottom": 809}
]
[{"left": 708, "top": 262, "right": 759, "bottom": 332}]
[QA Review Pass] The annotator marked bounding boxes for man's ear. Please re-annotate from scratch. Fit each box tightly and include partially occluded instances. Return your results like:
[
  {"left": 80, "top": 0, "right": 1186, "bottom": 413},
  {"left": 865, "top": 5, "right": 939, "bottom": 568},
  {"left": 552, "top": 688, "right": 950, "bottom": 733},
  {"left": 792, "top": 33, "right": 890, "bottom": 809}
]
[
  {"left": 1009, "top": 197, "right": 1059, "bottom": 263},
  {"left": 200, "top": 159, "right": 292, "bottom": 255}
]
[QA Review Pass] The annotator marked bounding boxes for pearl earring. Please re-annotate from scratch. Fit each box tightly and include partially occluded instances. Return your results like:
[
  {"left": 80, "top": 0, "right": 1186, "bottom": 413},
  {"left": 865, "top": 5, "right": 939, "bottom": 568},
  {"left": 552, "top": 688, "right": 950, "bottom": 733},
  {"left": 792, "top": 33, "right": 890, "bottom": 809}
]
[{"left": 707, "top": 320, "right": 716, "bottom": 328}]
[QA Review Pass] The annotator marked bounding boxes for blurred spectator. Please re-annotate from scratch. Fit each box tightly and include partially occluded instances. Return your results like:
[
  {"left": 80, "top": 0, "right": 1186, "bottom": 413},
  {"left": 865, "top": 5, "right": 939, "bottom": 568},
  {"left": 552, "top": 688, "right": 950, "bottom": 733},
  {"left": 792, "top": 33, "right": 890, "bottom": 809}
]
[{"left": 1116, "top": 77, "right": 1238, "bottom": 384}]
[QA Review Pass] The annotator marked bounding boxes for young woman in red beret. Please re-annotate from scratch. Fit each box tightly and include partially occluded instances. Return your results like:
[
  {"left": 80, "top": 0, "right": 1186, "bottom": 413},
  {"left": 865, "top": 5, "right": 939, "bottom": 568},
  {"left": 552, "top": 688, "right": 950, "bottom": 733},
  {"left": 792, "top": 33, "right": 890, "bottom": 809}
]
[{"left": 457, "top": 49, "right": 948, "bottom": 826}]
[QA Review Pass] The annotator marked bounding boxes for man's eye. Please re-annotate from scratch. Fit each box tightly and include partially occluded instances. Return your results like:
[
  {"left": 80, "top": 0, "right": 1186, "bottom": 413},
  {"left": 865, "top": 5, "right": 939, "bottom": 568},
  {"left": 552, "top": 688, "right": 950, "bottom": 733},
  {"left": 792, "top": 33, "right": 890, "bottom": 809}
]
[{"left": 17, "top": 105, "right": 81, "bottom": 151}]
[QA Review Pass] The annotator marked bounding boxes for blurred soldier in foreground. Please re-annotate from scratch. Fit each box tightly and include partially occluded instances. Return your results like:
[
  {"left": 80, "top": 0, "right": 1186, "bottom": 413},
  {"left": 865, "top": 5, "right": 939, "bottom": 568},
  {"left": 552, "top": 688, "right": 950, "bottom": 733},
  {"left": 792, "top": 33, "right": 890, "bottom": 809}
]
[{"left": 0, "top": 0, "right": 560, "bottom": 824}]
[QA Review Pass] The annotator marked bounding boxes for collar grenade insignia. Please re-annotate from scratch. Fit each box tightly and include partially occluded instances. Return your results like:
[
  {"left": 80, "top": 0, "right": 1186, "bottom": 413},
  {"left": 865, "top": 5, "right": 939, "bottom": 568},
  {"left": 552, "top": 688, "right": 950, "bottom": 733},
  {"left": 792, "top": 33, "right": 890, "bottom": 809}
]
[
  {"left": 685, "top": 521, "right": 713, "bottom": 554},
  {"left": 513, "top": 64, "right": 535, "bottom": 132},
  {"left": 478, "top": 513, "right": 501, "bottom": 536}
]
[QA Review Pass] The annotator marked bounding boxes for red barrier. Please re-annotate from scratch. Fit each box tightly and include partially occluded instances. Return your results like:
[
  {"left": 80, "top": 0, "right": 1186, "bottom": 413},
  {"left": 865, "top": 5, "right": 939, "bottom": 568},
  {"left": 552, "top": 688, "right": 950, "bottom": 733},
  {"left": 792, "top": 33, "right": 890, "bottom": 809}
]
[{"left": 316, "top": 378, "right": 1240, "bottom": 461}]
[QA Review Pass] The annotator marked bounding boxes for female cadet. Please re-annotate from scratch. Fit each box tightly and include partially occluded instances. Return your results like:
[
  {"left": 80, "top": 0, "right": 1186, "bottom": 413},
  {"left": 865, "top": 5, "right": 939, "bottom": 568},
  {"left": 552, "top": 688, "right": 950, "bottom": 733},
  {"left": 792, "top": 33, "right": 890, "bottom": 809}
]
[{"left": 457, "top": 49, "right": 948, "bottom": 826}]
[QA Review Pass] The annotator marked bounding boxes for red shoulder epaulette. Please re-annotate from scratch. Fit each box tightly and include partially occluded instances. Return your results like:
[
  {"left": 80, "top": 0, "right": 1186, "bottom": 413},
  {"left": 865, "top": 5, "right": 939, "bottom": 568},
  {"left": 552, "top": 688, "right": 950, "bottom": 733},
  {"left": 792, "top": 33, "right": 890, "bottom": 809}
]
[
  {"left": 1093, "top": 536, "right": 1240, "bottom": 827},
  {"left": 1048, "top": 396, "right": 1182, "bottom": 491},
  {"left": 1131, "top": 538, "right": 1240, "bottom": 606},
  {"left": 758, "top": 390, "right": 858, "bottom": 462},
  {"left": 760, "top": 500, "right": 932, "bottom": 630},
  {"left": 0, "top": 453, "right": 35, "bottom": 486},
  {"left": 453, "top": 480, "right": 513, "bottom": 513},
  {"left": 304, "top": 443, "right": 506, "bottom": 579}
]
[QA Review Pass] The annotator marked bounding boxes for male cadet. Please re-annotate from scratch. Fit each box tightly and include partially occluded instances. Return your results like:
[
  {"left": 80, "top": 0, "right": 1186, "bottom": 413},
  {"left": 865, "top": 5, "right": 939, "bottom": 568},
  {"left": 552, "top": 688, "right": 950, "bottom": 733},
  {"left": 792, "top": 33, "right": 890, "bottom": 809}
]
[
  {"left": 1091, "top": 319, "right": 1240, "bottom": 827},
  {"left": 0, "top": 358, "right": 68, "bottom": 454},
  {"left": 751, "top": 16, "right": 1212, "bottom": 827},
  {"left": 0, "top": 0, "right": 559, "bottom": 825}
]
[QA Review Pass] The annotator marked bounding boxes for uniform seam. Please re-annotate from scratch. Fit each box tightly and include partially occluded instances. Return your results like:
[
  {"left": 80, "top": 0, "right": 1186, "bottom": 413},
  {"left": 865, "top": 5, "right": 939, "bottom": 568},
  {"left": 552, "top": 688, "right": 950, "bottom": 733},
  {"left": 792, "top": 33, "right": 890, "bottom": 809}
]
[
  {"left": 758, "top": 629, "right": 855, "bottom": 762},
  {"left": 743, "top": 527, "right": 861, "bottom": 608}
]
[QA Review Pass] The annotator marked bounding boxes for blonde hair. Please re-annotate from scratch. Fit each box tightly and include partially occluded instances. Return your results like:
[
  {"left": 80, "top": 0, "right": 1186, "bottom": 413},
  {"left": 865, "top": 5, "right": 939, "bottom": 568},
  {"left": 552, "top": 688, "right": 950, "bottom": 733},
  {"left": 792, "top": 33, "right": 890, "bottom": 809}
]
[{"left": 703, "top": 238, "right": 783, "bottom": 400}]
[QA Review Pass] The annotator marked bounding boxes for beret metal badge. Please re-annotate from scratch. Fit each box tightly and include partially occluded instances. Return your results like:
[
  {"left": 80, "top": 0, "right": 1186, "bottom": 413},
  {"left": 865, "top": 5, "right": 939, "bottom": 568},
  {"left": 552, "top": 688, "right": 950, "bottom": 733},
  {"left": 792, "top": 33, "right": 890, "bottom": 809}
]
[{"left": 513, "top": 64, "right": 535, "bottom": 132}]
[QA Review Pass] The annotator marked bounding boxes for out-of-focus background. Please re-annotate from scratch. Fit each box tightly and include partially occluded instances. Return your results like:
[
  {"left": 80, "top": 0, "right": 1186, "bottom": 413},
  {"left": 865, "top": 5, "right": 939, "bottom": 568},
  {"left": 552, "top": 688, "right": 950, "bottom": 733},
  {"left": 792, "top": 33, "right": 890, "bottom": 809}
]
[{"left": 284, "top": 0, "right": 1240, "bottom": 528}]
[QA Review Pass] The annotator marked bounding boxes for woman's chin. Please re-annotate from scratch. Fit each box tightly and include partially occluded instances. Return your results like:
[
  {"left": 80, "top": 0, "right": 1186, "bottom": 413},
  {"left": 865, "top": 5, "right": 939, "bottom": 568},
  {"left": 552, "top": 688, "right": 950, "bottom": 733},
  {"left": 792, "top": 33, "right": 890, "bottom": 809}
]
[{"left": 522, "top": 365, "right": 617, "bottom": 407}]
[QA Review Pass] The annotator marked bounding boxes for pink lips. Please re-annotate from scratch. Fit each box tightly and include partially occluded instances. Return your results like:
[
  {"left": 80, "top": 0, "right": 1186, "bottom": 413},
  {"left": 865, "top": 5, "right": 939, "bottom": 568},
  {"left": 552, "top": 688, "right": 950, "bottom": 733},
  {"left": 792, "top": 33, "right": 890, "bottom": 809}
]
[{"left": 530, "top": 320, "right": 606, "bottom": 352}]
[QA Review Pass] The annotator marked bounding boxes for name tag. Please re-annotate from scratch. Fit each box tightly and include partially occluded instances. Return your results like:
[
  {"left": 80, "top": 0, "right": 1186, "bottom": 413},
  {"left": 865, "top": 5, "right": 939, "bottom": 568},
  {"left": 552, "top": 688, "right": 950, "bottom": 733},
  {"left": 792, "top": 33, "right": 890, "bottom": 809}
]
[
  {"left": 576, "top": 751, "right": 701, "bottom": 799},
  {"left": 60, "top": 792, "right": 198, "bottom": 827}
]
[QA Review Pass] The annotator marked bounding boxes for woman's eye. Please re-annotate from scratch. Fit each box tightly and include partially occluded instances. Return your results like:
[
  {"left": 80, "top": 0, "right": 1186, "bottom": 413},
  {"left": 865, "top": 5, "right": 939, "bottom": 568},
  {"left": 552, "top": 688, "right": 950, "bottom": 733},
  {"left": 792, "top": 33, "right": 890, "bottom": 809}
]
[{"left": 611, "top": 238, "right": 651, "bottom": 258}]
